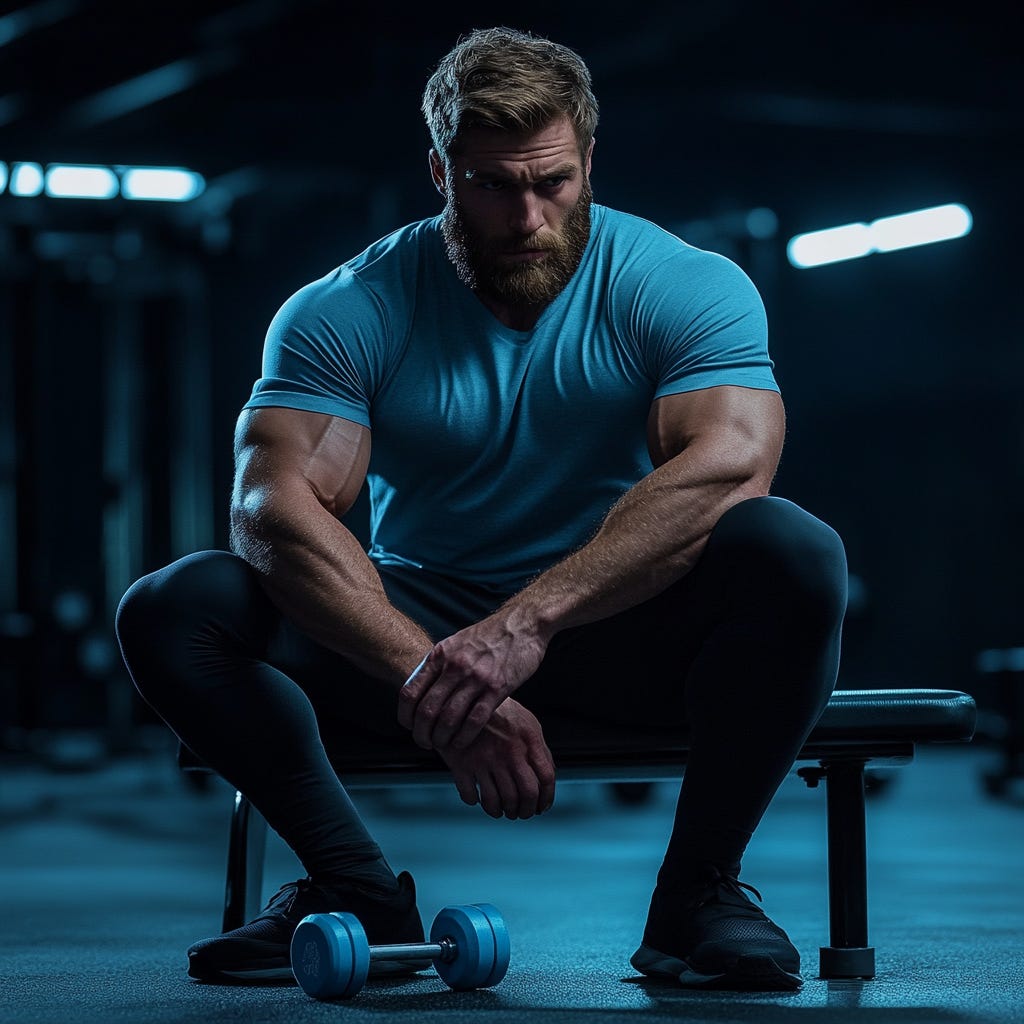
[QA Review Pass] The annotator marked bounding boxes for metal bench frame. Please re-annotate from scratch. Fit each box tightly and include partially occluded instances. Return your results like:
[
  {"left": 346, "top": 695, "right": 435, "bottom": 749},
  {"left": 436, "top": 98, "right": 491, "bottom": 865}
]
[{"left": 181, "top": 688, "right": 976, "bottom": 981}]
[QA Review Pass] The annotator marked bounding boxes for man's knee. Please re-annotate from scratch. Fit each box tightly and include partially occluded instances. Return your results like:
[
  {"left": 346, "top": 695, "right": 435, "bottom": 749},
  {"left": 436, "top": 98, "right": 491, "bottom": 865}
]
[
  {"left": 711, "top": 496, "right": 848, "bottom": 626},
  {"left": 115, "top": 549, "right": 256, "bottom": 659}
]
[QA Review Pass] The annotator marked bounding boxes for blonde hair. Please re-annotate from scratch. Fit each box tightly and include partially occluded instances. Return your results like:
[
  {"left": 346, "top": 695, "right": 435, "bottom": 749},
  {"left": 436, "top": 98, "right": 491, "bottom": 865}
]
[{"left": 422, "top": 27, "right": 599, "bottom": 164}]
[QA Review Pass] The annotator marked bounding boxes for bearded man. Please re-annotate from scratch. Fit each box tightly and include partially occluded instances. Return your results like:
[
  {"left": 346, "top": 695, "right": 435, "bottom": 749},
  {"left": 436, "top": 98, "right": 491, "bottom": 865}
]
[{"left": 116, "top": 26, "right": 847, "bottom": 993}]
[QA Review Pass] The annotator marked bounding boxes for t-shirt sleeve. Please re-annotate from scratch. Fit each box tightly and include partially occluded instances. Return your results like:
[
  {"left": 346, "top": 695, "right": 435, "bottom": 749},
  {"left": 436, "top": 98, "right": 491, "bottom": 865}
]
[
  {"left": 631, "top": 248, "right": 779, "bottom": 397},
  {"left": 243, "top": 268, "right": 389, "bottom": 428}
]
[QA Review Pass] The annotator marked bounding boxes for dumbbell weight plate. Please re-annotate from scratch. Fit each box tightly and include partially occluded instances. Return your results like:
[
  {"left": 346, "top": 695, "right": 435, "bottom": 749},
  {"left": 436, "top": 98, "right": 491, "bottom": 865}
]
[
  {"left": 430, "top": 904, "right": 510, "bottom": 991},
  {"left": 291, "top": 912, "right": 371, "bottom": 1000},
  {"left": 473, "top": 903, "right": 511, "bottom": 987}
]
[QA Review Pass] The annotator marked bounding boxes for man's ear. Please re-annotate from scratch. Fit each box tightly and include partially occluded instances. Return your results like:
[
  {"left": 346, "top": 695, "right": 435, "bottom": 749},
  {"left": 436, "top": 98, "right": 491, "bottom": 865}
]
[
  {"left": 428, "top": 149, "right": 446, "bottom": 196},
  {"left": 585, "top": 137, "right": 595, "bottom": 178}
]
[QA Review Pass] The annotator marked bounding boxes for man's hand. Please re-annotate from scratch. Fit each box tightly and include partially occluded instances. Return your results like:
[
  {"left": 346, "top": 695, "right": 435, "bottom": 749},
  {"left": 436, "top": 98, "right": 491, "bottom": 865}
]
[
  {"left": 397, "top": 612, "right": 548, "bottom": 750},
  {"left": 434, "top": 699, "right": 556, "bottom": 819}
]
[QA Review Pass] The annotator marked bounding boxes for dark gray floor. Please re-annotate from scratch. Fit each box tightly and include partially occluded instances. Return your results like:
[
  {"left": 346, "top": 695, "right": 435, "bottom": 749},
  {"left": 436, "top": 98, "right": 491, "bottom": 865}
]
[{"left": 2, "top": 738, "right": 1022, "bottom": 1024}]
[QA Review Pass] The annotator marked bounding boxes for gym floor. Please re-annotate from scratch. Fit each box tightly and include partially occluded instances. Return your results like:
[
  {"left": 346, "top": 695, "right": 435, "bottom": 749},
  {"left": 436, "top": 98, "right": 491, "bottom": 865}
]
[{"left": 3, "top": 736, "right": 1022, "bottom": 1024}]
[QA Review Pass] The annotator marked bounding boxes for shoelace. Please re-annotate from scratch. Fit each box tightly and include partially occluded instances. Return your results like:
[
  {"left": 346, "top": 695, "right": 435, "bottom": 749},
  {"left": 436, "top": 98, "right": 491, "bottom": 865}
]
[
  {"left": 261, "top": 877, "right": 314, "bottom": 916},
  {"left": 694, "top": 869, "right": 764, "bottom": 910}
]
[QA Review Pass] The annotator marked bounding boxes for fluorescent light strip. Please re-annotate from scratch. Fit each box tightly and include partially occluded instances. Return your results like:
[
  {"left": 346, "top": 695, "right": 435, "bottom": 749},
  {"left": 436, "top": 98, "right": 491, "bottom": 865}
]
[
  {"left": 121, "top": 167, "right": 204, "bottom": 202},
  {"left": 787, "top": 222, "right": 873, "bottom": 268},
  {"left": 10, "top": 161, "right": 44, "bottom": 196},
  {"left": 46, "top": 164, "right": 119, "bottom": 199},
  {"left": 1, "top": 161, "right": 205, "bottom": 202},
  {"left": 788, "top": 204, "right": 972, "bottom": 268},
  {"left": 871, "top": 204, "right": 972, "bottom": 253}
]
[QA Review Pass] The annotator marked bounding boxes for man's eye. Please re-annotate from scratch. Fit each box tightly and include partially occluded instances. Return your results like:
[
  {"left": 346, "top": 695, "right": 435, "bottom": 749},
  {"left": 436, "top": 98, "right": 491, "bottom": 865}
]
[
  {"left": 479, "top": 181, "right": 505, "bottom": 191},
  {"left": 543, "top": 176, "right": 567, "bottom": 188}
]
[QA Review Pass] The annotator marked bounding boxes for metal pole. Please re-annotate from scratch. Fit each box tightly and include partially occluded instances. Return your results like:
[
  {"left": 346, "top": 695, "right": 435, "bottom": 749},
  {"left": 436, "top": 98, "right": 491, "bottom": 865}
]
[{"left": 819, "top": 760, "right": 875, "bottom": 978}]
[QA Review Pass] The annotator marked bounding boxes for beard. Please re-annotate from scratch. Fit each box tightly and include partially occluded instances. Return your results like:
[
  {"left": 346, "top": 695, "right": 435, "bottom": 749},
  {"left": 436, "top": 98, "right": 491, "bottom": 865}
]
[{"left": 441, "top": 177, "right": 593, "bottom": 308}]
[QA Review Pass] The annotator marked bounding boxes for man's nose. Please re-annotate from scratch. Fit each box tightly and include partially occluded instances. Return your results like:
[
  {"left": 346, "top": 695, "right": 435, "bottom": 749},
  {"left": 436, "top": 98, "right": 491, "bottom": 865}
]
[{"left": 508, "top": 191, "right": 545, "bottom": 236}]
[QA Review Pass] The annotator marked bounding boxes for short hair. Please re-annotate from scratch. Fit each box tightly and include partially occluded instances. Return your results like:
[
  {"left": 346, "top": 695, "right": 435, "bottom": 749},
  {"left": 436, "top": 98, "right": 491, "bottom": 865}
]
[{"left": 422, "top": 27, "right": 599, "bottom": 165}]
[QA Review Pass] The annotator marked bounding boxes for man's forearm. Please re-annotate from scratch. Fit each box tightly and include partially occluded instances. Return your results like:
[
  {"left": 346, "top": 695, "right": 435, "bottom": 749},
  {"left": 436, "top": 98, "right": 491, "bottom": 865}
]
[
  {"left": 231, "top": 488, "right": 432, "bottom": 687},
  {"left": 399, "top": 389, "right": 785, "bottom": 753},
  {"left": 397, "top": 446, "right": 770, "bottom": 752},
  {"left": 500, "top": 451, "right": 768, "bottom": 642}
]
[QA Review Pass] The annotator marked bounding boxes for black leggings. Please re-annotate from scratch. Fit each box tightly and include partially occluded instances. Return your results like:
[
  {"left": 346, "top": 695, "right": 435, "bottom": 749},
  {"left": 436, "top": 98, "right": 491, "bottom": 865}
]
[{"left": 115, "top": 496, "right": 847, "bottom": 895}]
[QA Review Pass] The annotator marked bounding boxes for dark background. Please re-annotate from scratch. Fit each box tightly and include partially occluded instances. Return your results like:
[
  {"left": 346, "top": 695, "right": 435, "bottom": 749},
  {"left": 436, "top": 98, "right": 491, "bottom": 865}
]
[{"left": 1, "top": 0, "right": 1020, "bottom": 755}]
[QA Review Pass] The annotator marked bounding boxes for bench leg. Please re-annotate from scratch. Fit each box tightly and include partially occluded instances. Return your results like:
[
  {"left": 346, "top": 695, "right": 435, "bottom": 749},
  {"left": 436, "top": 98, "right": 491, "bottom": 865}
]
[
  {"left": 222, "top": 790, "right": 268, "bottom": 933},
  {"left": 819, "top": 760, "right": 876, "bottom": 979}
]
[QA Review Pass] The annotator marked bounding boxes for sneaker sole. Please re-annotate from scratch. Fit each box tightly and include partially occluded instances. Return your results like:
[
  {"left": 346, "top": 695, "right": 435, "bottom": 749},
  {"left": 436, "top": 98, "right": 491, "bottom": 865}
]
[
  {"left": 218, "top": 966, "right": 294, "bottom": 981},
  {"left": 191, "top": 958, "right": 433, "bottom": 984},
  {"left": 631, "top": 945, "right": 803, "bottom": 992}
]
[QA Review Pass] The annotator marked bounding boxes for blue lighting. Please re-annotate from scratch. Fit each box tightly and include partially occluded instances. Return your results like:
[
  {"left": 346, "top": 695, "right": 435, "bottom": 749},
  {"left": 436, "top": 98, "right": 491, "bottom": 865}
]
[
  {"left": 10, "top": 161, "right": 44, "bottom": 196},
  {"left": 121, "top": 167, "right": 205, "bottom": 202},
  {"left": 1, "top": 160, "right": 206, "bottom": 202},
  {"left": 0, "top": 1, "right": 76, "bottom": 49},
  {"left": 787, "top": 222, "right": 874, "bottom": 269},
  {"left": 745, "top": 207, "right": 779, "bottom": 240},
  {"left": 871, "top": 204, "right": 972, "bottom": 253},
  {"left": 45, "top": 164, "right": 119, "bottom": 199},
  {"left": 788, "top": 203, "right": 973, "bottom": 269},
  {"left": 68, "top": 59, "right": 201, "bottom": 129}
]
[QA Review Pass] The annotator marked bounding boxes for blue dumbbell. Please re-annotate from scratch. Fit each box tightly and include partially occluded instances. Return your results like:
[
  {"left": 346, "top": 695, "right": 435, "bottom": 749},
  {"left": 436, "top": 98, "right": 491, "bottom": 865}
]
[{"left": 291, "top": 902, "right": 511, "bottom": 1000}]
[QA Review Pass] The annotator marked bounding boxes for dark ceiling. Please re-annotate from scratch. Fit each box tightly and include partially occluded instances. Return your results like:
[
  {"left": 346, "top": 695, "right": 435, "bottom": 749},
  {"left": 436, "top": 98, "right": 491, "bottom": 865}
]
[{"left": 2, "top": 0, "right": 1019, "bottom": 231}]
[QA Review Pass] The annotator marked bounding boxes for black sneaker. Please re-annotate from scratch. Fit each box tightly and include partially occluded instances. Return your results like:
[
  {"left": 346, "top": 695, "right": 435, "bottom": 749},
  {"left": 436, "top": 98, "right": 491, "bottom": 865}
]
[
  {"left": 187, "top": 870, "right": 427, "bottom": 982},
  {"left": 630, "top": 867, "right": 803, "bottom": 991}
]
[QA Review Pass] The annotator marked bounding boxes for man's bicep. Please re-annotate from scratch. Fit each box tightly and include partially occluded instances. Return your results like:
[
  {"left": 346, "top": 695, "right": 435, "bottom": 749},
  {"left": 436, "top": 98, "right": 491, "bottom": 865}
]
[
  {"left": 232, "top": 407, "right": 371, "bottom": 518},
  {"left": 646, "top": 385, "right": 785, "bottom": 488}
]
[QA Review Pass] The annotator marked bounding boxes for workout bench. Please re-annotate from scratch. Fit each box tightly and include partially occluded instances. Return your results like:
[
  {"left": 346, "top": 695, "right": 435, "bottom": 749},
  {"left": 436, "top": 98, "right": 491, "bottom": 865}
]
[{"left": 178, "top": 687, "right": 976, "bottom": 981}]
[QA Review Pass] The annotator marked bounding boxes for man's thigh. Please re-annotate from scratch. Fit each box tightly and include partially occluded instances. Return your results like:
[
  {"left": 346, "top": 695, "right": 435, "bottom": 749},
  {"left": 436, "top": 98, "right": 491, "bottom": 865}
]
[
  {"left": 517, "top": 555, "right": 724, "bottom": 736},
  {"left": 263, "top": 562, "right": 499, "bottom": 744},
  {"left": 265, "top": 614, "right": 405, "bottom": 743}
]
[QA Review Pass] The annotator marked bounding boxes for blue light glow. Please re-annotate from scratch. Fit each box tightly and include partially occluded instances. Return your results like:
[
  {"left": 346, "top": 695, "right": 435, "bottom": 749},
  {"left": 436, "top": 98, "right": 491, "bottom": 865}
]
[
  {"left": 788, "top": 203, "right": 974, "bottom": 269},
  {"left": 10, "top": 161, "right": 44, "bottom": 196},
  {"left": 67, "top": 58, "right": 214, "bottom": 129},
  {"left": 787, "top": 222, "right": 873, "bottom": 268},
  {"left": 745, "top": 207, "right": 779, "bottom": 240},
  {"left": 871, "top": 203, "right": 972, "bottom": 253},
  {"left": 121, "top": 167, "right": 205, "bottom": 202},
  {"left": 45, "top": 164, "right": 119, "bottom": 199},
  {"left": 2, "top": 160, "right": 207, "bottom": 202}
]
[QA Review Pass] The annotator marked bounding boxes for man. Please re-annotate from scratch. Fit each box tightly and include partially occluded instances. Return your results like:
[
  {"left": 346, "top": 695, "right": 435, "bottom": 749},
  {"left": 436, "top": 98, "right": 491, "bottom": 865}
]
[{"left": 116, "top": 27, "right": 847, "bottom": 992}]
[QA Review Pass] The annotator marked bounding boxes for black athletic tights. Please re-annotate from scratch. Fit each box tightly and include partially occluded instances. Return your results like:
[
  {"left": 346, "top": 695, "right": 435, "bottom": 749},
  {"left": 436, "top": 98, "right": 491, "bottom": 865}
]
[{"left": 115, "top": 496, "right": 847, "bottom": 900}]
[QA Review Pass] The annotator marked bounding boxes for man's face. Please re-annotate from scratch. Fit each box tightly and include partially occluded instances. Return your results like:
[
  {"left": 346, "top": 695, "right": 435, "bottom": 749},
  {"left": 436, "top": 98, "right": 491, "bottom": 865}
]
[{"left": 434, "top": 116, "right": 594, "bottom": 308}]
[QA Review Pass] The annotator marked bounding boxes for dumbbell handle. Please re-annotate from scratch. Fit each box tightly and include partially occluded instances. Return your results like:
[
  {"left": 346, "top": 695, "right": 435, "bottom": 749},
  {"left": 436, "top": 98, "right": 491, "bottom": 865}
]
[{"left": 367, "top": 937, "right": 458, "bottom": 964}]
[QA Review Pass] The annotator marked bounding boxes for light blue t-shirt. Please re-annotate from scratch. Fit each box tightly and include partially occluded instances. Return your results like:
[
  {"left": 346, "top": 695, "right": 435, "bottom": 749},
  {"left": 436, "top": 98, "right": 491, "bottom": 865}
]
[{"left": 245, "top": 204, "right": 778, "bottom": 594}]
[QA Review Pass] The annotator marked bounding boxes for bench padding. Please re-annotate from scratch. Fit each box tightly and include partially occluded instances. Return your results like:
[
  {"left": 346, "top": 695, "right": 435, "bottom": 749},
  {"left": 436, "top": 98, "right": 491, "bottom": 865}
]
[
  {"left": 811, "top": 688, "right": 976, "bottom": 742},
  {"left": 179, "top": 687, "right": 976, "bottom": 783}
]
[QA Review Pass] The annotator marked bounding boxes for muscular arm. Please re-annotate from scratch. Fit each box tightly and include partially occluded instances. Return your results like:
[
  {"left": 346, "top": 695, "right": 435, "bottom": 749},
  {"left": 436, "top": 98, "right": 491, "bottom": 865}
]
[
  {"left": 505, "top": 384, "right": 785, "bottom": 634},
  {"left": 400, "top": 385, "right": 785, "bottom": 748},
  {"left": 230, "top": 406, "right": 432, "bottom": 687},
  {"left": 232, "top": 404, "right": 556, "bottom": 818}
]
